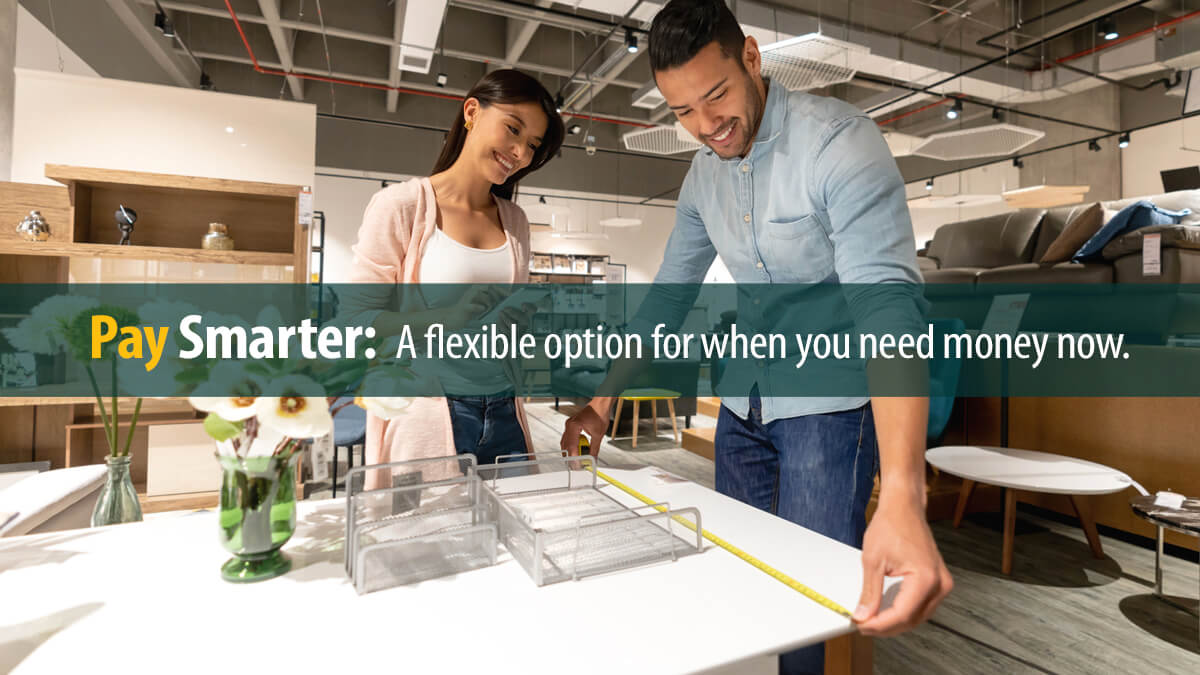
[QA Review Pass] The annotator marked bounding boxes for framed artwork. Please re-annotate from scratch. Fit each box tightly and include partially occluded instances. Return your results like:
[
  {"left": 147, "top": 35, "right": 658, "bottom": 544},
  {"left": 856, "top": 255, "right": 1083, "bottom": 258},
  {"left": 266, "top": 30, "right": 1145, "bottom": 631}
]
[
  {"left": 590, "top": 260, "right": 607, "bottom": 275},
  {"left": 0, "top": 353, "right": 37, "bottom": 388},
  {"left": 572, "top": 259, "right": 590, "bottom": 274},
  {"left": 552, "top": 254, "right": 571, "bottom": 272},
  {"left": 532, "top": 254, "right": 552, "bottom": 271}
]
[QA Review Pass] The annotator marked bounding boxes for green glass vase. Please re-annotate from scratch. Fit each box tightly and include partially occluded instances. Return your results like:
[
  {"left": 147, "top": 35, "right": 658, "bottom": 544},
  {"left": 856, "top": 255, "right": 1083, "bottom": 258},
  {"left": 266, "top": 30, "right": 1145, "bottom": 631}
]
[
  {"left": 217, "top": 452, "right": 298, "bottom": 583},
  {"left": 91, "top": 455, "right": 144, "bottom": 527}
]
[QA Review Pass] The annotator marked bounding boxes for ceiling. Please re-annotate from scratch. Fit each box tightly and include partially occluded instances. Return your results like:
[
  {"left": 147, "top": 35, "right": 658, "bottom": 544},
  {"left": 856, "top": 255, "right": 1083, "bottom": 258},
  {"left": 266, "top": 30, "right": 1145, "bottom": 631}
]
[{"left": 17, "top": 0, "right": 1200, "bottom": 189}]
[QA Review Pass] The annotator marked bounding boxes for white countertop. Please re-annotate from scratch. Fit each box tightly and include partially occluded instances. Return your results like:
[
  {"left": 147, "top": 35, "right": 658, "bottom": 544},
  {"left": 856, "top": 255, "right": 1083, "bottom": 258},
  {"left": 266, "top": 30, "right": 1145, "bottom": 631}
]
[{"left": 0, "top": 466, "right": 883, "bottom": 674}]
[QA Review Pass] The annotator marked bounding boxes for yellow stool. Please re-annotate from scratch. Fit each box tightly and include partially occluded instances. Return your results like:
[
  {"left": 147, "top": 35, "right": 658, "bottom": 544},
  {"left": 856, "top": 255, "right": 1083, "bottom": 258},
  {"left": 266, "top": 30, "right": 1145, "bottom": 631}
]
[{"left": 611, "top": 388, "right": 681, "bottom": 448}]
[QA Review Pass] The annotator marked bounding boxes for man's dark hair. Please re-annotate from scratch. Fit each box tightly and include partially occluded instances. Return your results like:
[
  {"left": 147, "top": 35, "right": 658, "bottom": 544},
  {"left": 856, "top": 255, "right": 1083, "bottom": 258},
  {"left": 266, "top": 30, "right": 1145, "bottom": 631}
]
[{"left": 649, "top": 0, "right": 747, "bottom": 73}]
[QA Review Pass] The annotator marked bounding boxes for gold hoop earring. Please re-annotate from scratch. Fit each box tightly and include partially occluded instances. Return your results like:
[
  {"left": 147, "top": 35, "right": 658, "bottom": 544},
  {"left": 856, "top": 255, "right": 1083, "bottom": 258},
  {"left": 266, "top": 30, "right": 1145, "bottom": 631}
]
[{"left": 464, "top": 121, "right": 473, "bottom": 131}]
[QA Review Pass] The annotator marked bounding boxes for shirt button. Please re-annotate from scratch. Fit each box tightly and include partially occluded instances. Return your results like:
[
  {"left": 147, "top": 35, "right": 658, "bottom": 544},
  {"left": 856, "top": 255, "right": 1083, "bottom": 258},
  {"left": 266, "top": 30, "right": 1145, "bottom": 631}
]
[
  {"left": 753, "top": 298, "right": 760, "bottom": 305},
  {"left": 741, "top": 164, "right": 750, "bottom": 173},
  {"left": 756, "top": 261, "right": 764, "bottom": 269},
  {"left": 743, "top": 213, "right": 751, "bottom": 222}
]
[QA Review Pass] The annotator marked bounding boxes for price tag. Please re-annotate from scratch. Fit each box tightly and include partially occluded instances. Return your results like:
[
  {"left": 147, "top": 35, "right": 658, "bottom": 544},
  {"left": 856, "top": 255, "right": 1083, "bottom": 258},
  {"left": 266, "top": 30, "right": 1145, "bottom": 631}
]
[
  {"left": 310, "top": 432, "right": 332, "bottom": 482},
  {"left": 1142, "top": 232, "right": 1161, "bottom": 277},
  {"left": 298, "top": 186, "right": 314, "bottom": 226}
]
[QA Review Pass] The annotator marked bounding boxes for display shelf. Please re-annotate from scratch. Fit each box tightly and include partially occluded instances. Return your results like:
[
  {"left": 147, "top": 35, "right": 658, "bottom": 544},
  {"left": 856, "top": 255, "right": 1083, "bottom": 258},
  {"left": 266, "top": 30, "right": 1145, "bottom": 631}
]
[{"left": 1, "top": 241, "right": 294, "bottom": 266}]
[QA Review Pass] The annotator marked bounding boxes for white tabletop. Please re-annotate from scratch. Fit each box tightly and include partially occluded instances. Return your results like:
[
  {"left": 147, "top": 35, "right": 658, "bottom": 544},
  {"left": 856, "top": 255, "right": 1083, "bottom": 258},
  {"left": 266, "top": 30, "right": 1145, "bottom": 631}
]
[
  {"left": 926, "top": 445, "right": 1136, "bottom": 495},
  {"left": 0, "top": 466, "right": 887, "bottom": 675}
]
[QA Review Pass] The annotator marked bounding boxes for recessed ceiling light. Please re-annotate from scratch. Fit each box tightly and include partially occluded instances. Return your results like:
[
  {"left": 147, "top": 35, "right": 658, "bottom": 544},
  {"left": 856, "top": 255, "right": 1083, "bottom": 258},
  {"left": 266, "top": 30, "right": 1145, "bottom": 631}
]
[{"left": 225, "top": 126, "right": 235, "bottom": 134}]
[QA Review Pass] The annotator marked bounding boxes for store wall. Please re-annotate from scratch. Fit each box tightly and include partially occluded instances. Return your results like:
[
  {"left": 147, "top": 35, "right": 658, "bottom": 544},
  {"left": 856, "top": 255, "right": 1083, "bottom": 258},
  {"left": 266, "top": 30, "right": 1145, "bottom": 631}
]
[
  {"left": 10, "top": 69, "right": 316, "bottom": 187},
  {"left": 1121, "top": 116, "right": 1200, "bottom": 198}
]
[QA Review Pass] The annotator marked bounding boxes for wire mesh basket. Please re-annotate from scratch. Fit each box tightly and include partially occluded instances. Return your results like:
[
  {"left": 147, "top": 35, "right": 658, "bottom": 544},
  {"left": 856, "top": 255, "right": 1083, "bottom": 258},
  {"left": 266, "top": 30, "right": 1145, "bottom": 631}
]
[
  {"left": 343, "top": 455, "right": 497, "bottom": 595},
  {"left": 478, "top": 455, "right": 703, "bottom": 586}
]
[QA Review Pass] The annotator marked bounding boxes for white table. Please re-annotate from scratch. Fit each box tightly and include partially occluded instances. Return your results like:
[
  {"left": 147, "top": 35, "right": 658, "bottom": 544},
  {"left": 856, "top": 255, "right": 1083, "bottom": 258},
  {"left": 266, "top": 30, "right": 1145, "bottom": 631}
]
[
  {"left": 926, "top": 445, "right": 1136, "bottom": 574},
  {"left": 0, "top": 466, "right": 885, "bottom": 675}
]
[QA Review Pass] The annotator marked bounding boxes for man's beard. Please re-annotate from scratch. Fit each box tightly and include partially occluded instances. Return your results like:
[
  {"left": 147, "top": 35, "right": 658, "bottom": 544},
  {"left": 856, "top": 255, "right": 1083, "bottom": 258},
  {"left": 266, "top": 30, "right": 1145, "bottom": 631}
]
[{"left": 710, "top": 74, "right": 766, "bottom": 159}]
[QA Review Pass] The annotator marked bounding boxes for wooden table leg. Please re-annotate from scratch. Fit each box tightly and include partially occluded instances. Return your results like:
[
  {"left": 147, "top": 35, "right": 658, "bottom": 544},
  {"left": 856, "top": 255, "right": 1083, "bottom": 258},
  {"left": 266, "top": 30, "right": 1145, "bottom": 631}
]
[
  {"left": 824, "top": 633, "right": 872, "bottom": 675},
  {"left": 953, "top": 479, "right": 976, "bottom": 529},
  {"left": 632, "top": 401, "right": 640, "bottom": 449},
  {"left": 667, "top": 399, "right": 679, "bottom": 444},
  {"left": 1002, "top": 488, "right": 1017, "bottom": 575},
  {"left": 651, "top": 399, "right": 658, "bottom": 439},
  {"left": 1069, "top": 494, "right": 1105, "bottom": 559},
  {"left": 610, "top": 398, "right": 624, "bottom": 438}
]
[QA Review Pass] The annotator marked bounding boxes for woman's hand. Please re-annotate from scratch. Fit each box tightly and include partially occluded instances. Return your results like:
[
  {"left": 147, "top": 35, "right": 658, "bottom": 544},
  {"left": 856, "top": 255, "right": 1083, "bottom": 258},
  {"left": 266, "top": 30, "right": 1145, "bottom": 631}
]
[{"left": 442, "top": 287, "right": 501, "bottom": 329}]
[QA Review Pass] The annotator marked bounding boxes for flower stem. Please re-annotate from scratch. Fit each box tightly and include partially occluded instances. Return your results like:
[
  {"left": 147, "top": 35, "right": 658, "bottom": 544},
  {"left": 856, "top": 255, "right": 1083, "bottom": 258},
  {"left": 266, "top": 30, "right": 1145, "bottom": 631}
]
[
  {"left": 111, "top": 356, "right": 119, "bottom": 459},
  {"left": 84, "top": 363, "right": 116, "bottom": 456},
  {"left": 122, "top": 397, "right": 143, "bottom": 457}
]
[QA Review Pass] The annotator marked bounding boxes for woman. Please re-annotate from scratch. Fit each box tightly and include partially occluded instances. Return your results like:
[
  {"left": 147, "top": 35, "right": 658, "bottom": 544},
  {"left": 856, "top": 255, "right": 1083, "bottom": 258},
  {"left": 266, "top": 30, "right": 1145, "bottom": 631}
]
[{"left": 346, "top": 69, "right": 564, "bottom": 480}]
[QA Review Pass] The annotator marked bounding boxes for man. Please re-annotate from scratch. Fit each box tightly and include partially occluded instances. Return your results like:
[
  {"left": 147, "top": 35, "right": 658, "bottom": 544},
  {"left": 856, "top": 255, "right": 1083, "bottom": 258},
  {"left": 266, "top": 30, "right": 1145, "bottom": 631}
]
[{"left": 560, "top": 1, "right": 952, "bottom": 673}]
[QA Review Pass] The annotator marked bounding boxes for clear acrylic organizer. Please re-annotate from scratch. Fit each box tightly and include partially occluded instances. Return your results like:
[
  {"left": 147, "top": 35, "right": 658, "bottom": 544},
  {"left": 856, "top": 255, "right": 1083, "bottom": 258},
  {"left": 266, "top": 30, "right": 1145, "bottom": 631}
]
[
  {"left": 477, "top": 454, "right": 703, "bottom": 586},
  {"left": 343, "top": 455, "right": 498, "bottom": 595}
]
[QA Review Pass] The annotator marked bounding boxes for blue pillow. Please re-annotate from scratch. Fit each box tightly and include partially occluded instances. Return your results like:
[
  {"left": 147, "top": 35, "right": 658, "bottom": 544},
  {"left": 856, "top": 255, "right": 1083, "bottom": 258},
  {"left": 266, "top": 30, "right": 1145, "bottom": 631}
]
[{"left": 1072, "top": 200, "right": 1189, "bottom": 263}]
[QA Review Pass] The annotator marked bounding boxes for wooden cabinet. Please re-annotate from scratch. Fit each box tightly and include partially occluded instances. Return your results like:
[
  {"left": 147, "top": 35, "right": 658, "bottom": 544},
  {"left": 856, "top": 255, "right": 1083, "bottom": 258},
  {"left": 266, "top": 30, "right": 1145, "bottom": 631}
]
[{"left": 1, "top": 165, "right": 311, "bottom": 511}]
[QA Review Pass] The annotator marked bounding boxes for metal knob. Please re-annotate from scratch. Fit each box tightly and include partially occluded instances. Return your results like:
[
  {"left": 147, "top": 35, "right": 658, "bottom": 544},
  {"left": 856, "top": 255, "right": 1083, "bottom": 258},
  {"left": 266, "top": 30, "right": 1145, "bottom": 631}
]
[{"left": 16, "top": 210, "right": 50, "bottom": 242}]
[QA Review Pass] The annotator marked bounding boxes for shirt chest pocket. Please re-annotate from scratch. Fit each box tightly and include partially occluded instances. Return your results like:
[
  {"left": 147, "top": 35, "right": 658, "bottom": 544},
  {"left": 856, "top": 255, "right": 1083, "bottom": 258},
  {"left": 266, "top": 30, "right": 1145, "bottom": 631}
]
[{"left": 762, "top": 214, "right": 835, "bottom": 282}]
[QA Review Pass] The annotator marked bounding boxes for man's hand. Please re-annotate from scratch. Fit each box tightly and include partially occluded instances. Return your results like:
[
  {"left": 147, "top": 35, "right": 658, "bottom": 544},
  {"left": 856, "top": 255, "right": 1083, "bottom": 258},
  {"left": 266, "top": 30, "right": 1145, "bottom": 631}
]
[
  {"left": 853, "top": 496, "right": 953, "bottom": 636},
  {"left": 560, "top": 397, "right": 614, "bottom": 456}
]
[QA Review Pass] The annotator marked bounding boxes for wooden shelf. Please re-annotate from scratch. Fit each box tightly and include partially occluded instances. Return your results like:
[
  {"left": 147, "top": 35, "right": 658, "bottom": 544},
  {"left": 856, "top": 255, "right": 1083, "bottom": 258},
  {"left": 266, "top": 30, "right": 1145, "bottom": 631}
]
[
  {"left": 47, "top": 164, "right": 301, "bottom": 200},
  {"left": 134, "top": 486, "right": 218, "bottom": 514},
  {"left": 1, "top": 240, "right": 294, "bottom": 266}
]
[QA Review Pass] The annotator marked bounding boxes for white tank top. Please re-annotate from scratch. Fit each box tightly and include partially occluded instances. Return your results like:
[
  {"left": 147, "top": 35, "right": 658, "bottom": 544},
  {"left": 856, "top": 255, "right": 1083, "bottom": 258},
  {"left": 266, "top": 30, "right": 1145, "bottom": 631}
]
[{"left": 418, "top": 227, "right": 513, "bottom": 284}]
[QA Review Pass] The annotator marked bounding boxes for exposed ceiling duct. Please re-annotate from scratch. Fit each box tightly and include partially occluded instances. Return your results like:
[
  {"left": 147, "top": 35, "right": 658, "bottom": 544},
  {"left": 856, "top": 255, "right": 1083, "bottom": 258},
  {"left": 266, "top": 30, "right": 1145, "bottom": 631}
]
[{"left": 397, "top": 0, "right": 448, "bottom": 74}]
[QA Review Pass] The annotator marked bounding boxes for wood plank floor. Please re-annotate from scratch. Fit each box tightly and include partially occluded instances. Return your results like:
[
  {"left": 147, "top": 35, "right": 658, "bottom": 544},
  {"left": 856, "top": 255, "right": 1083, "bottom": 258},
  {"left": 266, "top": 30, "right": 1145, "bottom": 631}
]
[{"left": 523, "top": 402, "right": 1200, "bottom": 675}]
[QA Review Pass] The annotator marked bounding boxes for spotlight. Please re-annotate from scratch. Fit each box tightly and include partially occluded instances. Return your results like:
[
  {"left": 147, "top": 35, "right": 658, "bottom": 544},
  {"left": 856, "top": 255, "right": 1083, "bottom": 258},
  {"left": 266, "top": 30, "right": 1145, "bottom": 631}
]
[
  {"left": 1013, "top": 157, "right": 1024, "bottom": 169},
  {"left": 436, "top": 72, "right": 448, "bottom": 88},
  {"left": 199, "top": 72, "right": 213, "bottom": 90},
  {"left": 568, "top": 124, "right": 582, "bottom": 135},
  {"left": 992, "top": 107, "right": 1003, "bottom": 121},
  {"left": 925, "top": 178, "right": 934, "bottom": 191},
  {"left": 555, "top": 94, "right": 564, "bottom": 114},
  {"left": 946, "top": 99, "right": 962, "bottom": 120},
  {"left": 1088, "top": 139, "right": 1102, "bottom": 152},
  {"left": 538, "top": 196, "right": 547, "bottom": 204},
  {"left": 1100, "top": 18, "right": 1119, "bottom": 41},
  {"left": 625, "top": 28, "right": 639, "bottom": 54},
  {"left": 154, "top": 8, "right": 175, "bottom": 38},
  {"left": 585, "top": 135, "right": 597, "bottom": 157},
  {"left": 1118, "top": 132, "right": 1130, "bottom": 148}
]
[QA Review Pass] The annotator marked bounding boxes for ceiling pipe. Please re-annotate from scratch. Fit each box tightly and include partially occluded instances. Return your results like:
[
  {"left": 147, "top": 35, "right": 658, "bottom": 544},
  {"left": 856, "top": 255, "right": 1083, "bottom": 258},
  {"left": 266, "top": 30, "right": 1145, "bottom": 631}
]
[{"left": 220, "top": 0, "right": 653, "bottom": 129}]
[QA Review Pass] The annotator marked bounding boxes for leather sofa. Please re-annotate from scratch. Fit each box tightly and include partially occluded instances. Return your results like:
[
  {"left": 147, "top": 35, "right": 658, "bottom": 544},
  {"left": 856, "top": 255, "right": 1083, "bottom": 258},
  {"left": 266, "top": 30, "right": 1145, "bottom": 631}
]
[{"left": 920, "top": 190, "right": 1200, "bottom": 286}]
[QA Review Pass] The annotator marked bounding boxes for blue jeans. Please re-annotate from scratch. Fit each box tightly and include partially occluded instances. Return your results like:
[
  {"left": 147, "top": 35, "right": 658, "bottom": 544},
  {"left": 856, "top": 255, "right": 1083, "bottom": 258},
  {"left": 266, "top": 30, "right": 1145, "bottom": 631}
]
[
  {"left": 446, "top": 393, "right": 526, "bottom": 467},
  {"left": 715, "top": 391, "right": 879, "bottom": 675}
]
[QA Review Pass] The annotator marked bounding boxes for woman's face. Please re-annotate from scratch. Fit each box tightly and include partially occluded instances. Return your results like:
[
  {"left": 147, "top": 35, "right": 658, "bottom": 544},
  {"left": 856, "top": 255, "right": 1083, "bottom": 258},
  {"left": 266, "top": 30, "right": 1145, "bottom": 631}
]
[{"left": 462, "top": 100, "right": 549, "bottom": 186}]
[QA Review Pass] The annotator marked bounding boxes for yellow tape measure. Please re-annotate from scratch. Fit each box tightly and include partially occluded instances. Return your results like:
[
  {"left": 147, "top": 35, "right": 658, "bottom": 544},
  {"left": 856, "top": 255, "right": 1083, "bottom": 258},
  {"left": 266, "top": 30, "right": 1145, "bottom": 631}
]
[{"left": 578, "top": 436, "right": 853, "bottom": 620}]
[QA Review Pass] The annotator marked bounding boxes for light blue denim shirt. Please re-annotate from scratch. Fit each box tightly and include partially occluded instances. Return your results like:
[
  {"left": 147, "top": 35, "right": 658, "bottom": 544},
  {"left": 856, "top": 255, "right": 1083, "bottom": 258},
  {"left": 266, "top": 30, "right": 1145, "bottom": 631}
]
[{"left": 637, "top": 81, "right": 925, "bottom": 423}]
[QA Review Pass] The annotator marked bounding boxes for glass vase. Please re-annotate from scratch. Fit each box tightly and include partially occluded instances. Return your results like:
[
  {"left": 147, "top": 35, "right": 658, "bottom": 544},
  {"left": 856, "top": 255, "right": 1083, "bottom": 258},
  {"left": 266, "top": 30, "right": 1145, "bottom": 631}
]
[
  {"left": 217, "top": 452, "right": 298, "bottom": 583},
  {"left": 90, "top": 455, "right": 144, "bottom": 527}
]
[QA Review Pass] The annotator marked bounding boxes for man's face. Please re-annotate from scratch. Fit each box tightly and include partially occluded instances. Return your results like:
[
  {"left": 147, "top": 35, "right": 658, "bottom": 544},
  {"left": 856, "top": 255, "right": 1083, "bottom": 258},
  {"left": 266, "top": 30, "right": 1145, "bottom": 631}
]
[{"left": 655, "top": 39, "right": 766, "bottom": 160}]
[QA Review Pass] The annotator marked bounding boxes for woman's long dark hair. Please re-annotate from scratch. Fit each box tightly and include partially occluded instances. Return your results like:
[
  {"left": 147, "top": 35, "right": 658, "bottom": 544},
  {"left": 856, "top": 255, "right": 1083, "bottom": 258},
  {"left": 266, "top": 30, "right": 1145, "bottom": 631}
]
[{"left": 432, "top": 69, "right": 565, "bottom": 201}]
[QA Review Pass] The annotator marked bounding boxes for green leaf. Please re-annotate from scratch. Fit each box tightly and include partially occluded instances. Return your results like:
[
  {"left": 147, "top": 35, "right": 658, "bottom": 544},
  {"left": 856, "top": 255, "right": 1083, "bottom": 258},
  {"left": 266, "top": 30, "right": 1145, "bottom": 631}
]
[{"left": 203, "top": 412, "right": 244, "bottom": 442}]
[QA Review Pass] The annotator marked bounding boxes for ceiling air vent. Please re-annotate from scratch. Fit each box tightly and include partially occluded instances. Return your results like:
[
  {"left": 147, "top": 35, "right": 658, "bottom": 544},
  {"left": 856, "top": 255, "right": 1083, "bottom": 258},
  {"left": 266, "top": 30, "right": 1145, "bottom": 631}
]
[
  {"left": 623, "top": 125, "right": 703, "bottom": 156},
  {"left": 759, "top": 33, "right": 867, "bottom": 91},
  {"left": 632, "top": 81, "right": 666, "bottom": 110},
  {"left": 912, "top": 123, "right": 1045, "bottom": 161}
]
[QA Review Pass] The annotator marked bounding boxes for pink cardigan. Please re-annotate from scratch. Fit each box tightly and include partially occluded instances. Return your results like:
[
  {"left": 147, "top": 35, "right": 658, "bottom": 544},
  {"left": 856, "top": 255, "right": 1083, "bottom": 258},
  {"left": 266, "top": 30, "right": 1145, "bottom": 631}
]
[{"left": 347, "top": 177, "right": 536, "bottom": 483}]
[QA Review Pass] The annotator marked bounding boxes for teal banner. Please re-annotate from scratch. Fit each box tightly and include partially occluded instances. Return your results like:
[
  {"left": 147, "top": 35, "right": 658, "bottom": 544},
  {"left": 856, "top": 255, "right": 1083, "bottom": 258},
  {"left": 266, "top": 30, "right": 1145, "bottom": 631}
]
[{"left": 1, "top": 283, "right": 1198, "bottom": 399}]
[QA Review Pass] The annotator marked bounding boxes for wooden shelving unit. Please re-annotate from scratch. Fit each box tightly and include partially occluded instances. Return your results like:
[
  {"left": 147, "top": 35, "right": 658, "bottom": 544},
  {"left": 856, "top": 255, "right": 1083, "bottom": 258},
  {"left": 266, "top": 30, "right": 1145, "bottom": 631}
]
[{"left": 0, "top": 165, "right": 311, "bottom": 513}]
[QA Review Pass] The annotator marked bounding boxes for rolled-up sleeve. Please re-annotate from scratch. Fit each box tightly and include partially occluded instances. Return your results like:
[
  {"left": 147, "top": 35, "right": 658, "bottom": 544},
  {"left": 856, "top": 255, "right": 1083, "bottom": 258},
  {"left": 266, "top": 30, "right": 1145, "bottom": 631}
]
[{"left": 811, "top": 115, "right": 927, "bottom": 338}]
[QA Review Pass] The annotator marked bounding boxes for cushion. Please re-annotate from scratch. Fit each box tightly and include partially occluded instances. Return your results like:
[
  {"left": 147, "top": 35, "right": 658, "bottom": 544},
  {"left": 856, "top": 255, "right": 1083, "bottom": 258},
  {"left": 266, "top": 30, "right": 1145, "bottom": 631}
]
[
  {"left": 1100, "top": 224, "right": 1200, "bottom": 260},
  {"left": 1033, "top": 204, "right": 1097, "bottom": 262},
  {"left": 0, "top": 465, "right": 107, "bottom": 537},
  {"left": 921, "top": 267, "right": 985, "bottom": 285},
  {"left": 1113, "top": 248, "right": 1200, "bottom": 283},
  {"left": 917, "top": 257, "right": 939, "bottom": 272},
  {"left": 924, "top": 210, "right": 1046, "bottom": 269},
  {"left": 1102, "top": 190, "right": 1200, "bottom": 225},
  {"left": 1073, "top": 201, "right": 1189, "bottom": 263},
  {"left": 1039, "top": 203, "right": 1104, "bottom": 263}
]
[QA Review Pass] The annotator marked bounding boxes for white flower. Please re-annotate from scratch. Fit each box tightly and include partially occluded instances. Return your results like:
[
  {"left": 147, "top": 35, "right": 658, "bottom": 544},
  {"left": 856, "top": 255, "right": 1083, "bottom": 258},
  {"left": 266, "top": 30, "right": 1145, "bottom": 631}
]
[
  {"left": 1, "top": 295, "right": 99, "bottom": 354},
  {"left": 254, "top": 374, "right": 331, "bottom": 439},
  {"left": 355, "top": 396, "right": 414, "bottom": 419},
  {"left": 216, "top": 423, "right": 290, "bottom": 459},
  {"left": 354, "top": 367, "right": 418, "bottom": 419},
  {"left": 188, "top": 361, "right": 266, "bottom": 421}
]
